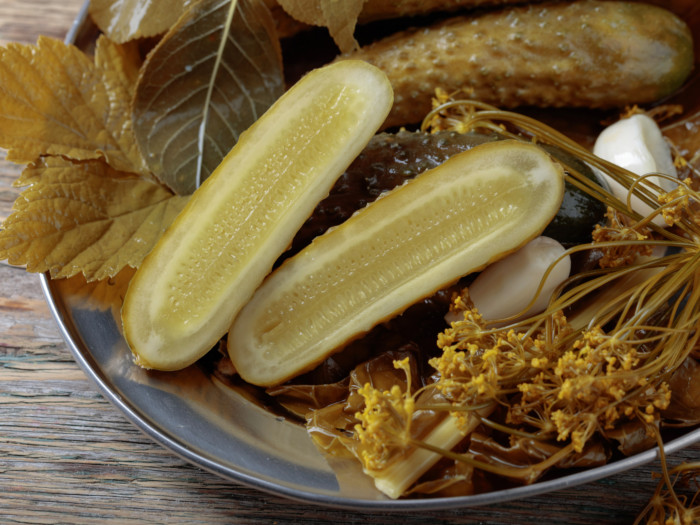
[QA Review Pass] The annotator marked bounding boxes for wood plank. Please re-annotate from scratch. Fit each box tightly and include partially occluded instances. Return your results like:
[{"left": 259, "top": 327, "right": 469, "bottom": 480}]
[
  {"left": 0, "top": 1, "right": 699, "bottom": 524},
  {"left": 0, "top": 0, "right": 84, "bottom": 45}
]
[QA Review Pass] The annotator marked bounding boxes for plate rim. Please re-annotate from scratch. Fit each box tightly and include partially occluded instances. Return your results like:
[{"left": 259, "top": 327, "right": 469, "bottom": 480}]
[
  {"left": 45, "top": 0, "right": 700, "bottom": 512},
  {"left": 41, "top": 270, "right": 700, "bottom": 511}
]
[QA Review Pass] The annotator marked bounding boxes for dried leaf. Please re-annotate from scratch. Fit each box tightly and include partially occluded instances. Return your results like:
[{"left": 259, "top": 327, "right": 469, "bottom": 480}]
[
  {"left": 132, "top": 0, "right": 284, "bottom": 195},
  {"left": 89, "top": 0, "right": 195, "bottom": 43},
  {"left": 276, "top": 0, "right": 366, "bottom": 52},
  {"left": 0, "top": 36, "right": 148, "bottom": 175},
  {"left": 263, "top": 0, "right": 311, "bottom": 38},
  {"left": 663, "top": 357, "right": 700, "bottom": 426},
  {"left": 0, "top": 157, "right": 188, "bottom": 281},
  {"left": 95, "top": 33, "right": 142, "bottom": 113},
  {"left": 94, "top": 37, "right": 150, "bottom": 175}
]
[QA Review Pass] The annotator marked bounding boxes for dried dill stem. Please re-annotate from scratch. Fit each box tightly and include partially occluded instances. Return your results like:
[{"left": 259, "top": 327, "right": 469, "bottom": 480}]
[
  {"left": 634, "top": 428, "right": 700, "bottom": 525},
  {"left": 635, "top": 464, "right": 700, "bottom": 524},
  {"left": 356, "top": 392, "right": 489, "bottom": 498},
  {"left": 345, "top": 100, "right": 700, "bottom": 499},
  {"left": 352, "top": 358, "right": 572, "bottom": 497},
  {"left": 352, "top": 358, "right": 491, "bottom": 498}
]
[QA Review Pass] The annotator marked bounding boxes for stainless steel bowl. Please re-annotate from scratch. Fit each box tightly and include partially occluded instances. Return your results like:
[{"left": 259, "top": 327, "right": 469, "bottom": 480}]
[{"left": 43, "top": 0, "right": 700, "bottom": 511}]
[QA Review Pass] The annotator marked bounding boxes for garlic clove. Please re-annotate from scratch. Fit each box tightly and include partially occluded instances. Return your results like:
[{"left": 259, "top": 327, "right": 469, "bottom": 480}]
[
  {"left": 445, "top": 236, "right": 571, "bottom": 324},
  {"left": 593, "top": 114, "right": 677, "bottom": 226}
]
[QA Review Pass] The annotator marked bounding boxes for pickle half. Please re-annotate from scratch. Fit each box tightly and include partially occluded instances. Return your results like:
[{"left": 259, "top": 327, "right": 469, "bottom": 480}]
[
  {"left": 229, "top": 140, "right": 566, "bottom": 386},
  {"left": 121, "top": 61, "right": 393, "bottom": 370}
]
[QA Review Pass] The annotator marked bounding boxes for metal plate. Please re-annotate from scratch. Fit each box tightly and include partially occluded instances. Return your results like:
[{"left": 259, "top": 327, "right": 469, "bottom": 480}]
[{"left": 42, "top": 0, "right": 700, "bottom": 511}]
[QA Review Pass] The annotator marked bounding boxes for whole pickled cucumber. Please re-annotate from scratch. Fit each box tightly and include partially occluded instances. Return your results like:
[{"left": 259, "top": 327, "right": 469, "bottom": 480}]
[
  {"left": 286, "top": 130, "right": 603, "bottom": 259},
  {"left": 339, "top": 0, "right": 694, "bottom": 128}
]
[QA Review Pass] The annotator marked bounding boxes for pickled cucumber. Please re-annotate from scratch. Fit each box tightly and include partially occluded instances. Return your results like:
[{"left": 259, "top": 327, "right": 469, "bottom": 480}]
[
  {"left": 229, "top": 140, "right": 566, "bottom": 386},
  {"left": 288, "top": 130, "right": 603, "bottom": 258},
  {"left": 340, "top": 0, "right": 694, "bottom": 128},
  {"left": 121, "top": 61, "right": 393, "bottom": 371}
]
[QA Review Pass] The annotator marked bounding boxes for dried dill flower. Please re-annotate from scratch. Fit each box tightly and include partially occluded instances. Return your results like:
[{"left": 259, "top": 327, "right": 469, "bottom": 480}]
[
  {"left": 592, "top": 207, "right": 654, "bottom": 268},
  {"left": 516, "top": 326, "right": 672, "bottom": 453},
  {"left": 658, "top": 178, "right": 700, "bottom": 228},
  {"left": 635, "top": 460, "right": 700, "bottom": 525},
  {"left": 352, "top": 357, "right": 488, "bottom": 498},
  {"left": 323, "top": 99, "right": 700, "bottom": 500},
  {"left": 432, "top": 305, "right": 567, "bottom": 431},
  {"left": 354, "top": 358, "right": 416, "bottom": 471}
]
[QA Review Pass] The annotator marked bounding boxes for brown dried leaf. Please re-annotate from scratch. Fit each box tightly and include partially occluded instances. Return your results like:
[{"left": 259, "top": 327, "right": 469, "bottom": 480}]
[
  {"left": 663, "top": 357, "right": 700, "bottom": 426},
  {"left": 95, "top": 34, "right": 141, "bottom": 115},
  {"left": 0, "top": 36, "right": 148, "bottom": 175},
  {"left": 132, "top": 0, "right": 284, "bottom": 194},
  {"left": 276, "top": 0, "right": 366, "bottom": 52},
  {"left": 0, "top": 157, "right": 188, "bottom": 281},
  {"left": 263, "top": 0, "right": 310, "bottom": 38},
  {"left": 89, "top": 0, "right": 195, "bottom": 43}
]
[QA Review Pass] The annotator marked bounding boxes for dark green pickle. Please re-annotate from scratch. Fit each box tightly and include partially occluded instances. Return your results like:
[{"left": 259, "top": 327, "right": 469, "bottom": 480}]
[{"left": 539, "top": 144, "right": 608, "bottom": 248}]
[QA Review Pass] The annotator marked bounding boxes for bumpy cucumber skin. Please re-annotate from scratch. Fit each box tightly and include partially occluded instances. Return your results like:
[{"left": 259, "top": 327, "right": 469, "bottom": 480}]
[
  {"left": 539, "top": 144, "right": 607, "bottom": 247},
  {"left": 340, "top": 1, "right": 694, "bottom": 128}
]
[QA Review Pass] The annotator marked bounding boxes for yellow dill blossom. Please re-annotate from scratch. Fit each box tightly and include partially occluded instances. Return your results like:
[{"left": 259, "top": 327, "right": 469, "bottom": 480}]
[
  {"left": 530, "top": 356, "right": 549, "bottom": 369},
  {"left": 515, "top": 326, "right": 673, "bottom": 452},
  {"left": 431, "top": 295, "right": 569, "bottom": 432},
  {"left": 658, "top": 179, "right": 700, "bottom": 228},
  {"left": 424, "top": 87, "right": 478, "bottom": 134},
  {"left": 353, "top": 359, "right": 417, "bottom": 473},
  {"left": 592, "top": 207, "right": 654, "bottom": 268}
]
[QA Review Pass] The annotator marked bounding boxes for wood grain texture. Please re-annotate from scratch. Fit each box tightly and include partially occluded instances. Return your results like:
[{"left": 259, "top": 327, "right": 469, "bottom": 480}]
[
  {"left": 1, "top": 2, "right": 699, "bottom": 524},
  {"left": 0, "top": 0, "right": 84, "bottom": 45}
]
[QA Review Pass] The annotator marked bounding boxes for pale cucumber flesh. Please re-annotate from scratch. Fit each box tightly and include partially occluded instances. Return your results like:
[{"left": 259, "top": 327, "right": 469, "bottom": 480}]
[
  {"left": 151, "top": 83, "right": 373, "bottom": 334},
  {"left": 122, "top": 61, "right": 393, "bottom": 370},
  {"left": 229, "top": 140, "right": 565, "bottom": 386}
]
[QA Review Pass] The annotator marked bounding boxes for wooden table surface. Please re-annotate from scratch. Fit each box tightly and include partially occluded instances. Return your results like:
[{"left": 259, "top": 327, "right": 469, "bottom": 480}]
[{"left": 1, "top": 1, "right": 700, "bottom": 523}]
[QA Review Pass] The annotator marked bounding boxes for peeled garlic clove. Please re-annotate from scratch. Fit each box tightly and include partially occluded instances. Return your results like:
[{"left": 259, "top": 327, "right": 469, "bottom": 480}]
[
  {"left": 593, "top": 114, "right": 677, "bottom": 226},
  {"left": 448, "top": 236, "right": 570, "bottom": 323}
]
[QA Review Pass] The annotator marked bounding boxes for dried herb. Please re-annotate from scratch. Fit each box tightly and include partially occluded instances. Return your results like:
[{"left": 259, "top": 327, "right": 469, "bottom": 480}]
[
  {"left": 132, "top": 0, "right": 284, "bottom": 194},
  {"left": 0, "top": 35, "right": 190, "bottom": 280},
  {"left": 0, "top": 0, "right": 285, "bottom": 280},
  {"left": 90, "top": 0, "right": 194, "bottom": 43},
  {"left": 0, "top": 36, "right": 146, "bottom": 175},
  {"left": 0, "top": 156, "right": 187, "bottom": 281},
  {"left": 276, "top": 0, "right": 365, "bottom": 52}
]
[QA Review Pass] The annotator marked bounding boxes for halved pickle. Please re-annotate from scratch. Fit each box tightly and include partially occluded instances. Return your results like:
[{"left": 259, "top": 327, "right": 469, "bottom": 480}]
[
  {"left": 228, "top": 140, "right": 565, "bottom": 386},
  {"left": 122, "top": 61, "right": 393, "bottom": 370}
]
